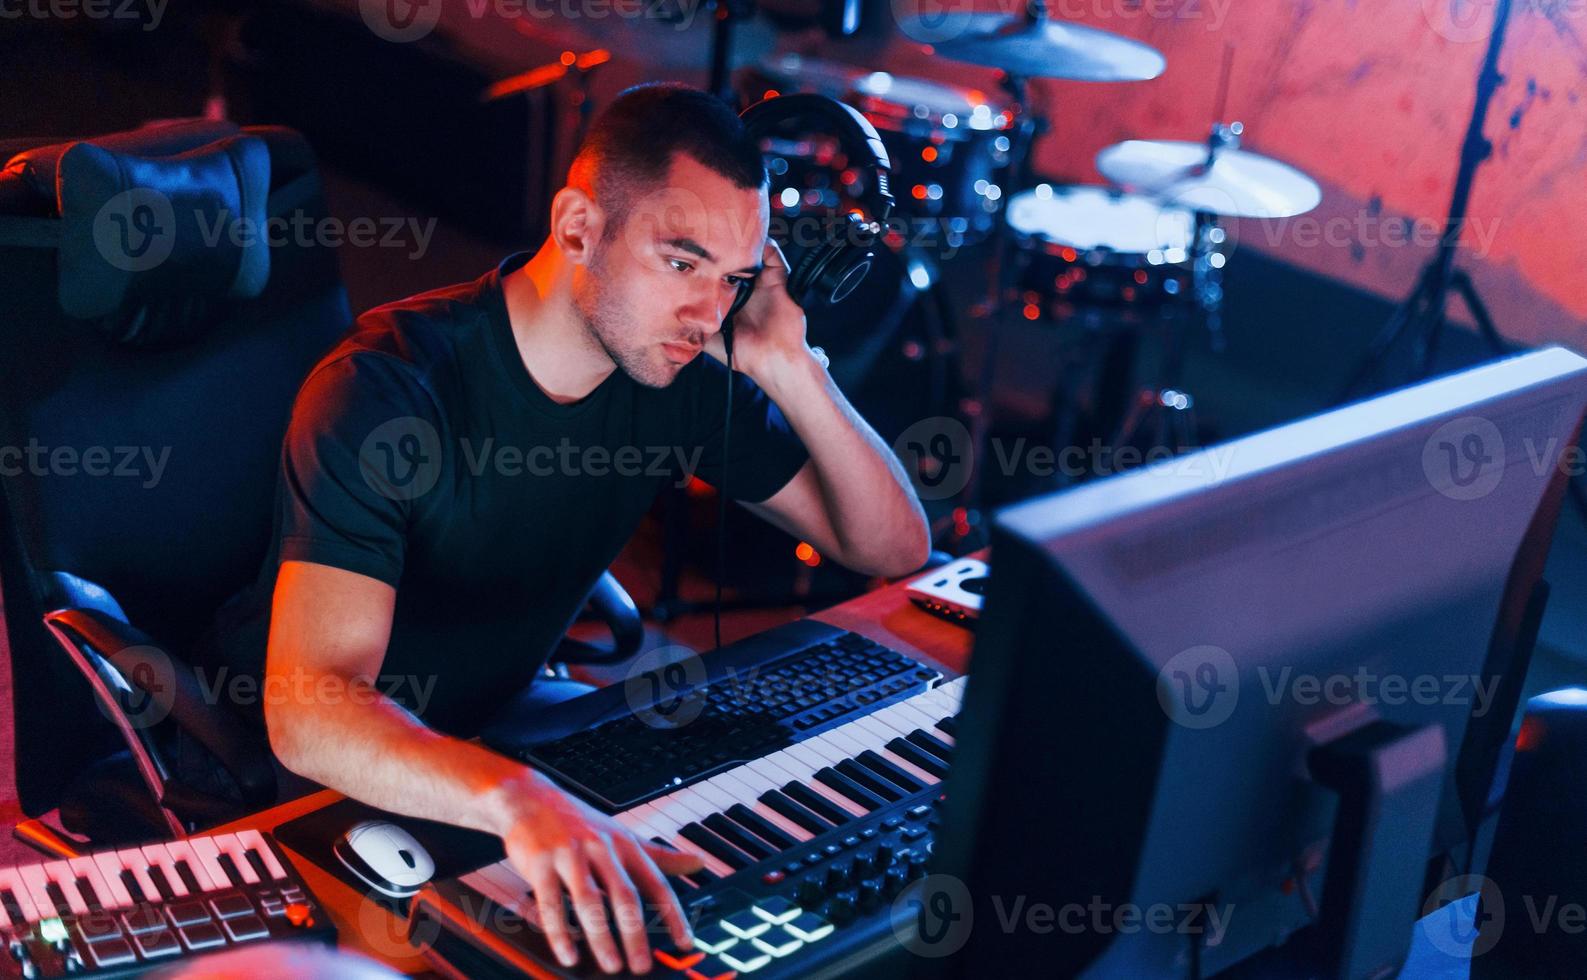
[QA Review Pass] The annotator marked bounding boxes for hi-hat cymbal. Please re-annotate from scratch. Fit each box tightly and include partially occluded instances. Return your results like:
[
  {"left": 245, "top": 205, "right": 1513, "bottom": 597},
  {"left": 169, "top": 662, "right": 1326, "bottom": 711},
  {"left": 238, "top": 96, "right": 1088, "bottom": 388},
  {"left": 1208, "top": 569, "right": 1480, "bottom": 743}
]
[
  {"left": 1096, "top": 139, "right": 1322, "bottom": 218},
  {"left": 896, "top": 12, "right": 1165, "bottom": 82}
]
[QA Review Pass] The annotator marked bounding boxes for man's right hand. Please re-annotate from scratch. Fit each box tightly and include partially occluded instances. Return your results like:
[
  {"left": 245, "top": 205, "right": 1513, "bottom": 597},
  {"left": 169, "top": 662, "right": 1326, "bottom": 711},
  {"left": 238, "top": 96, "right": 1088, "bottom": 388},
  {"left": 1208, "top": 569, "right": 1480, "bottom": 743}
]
[{"left": 492, "top": 769, "right": 705, "bottom": 975}]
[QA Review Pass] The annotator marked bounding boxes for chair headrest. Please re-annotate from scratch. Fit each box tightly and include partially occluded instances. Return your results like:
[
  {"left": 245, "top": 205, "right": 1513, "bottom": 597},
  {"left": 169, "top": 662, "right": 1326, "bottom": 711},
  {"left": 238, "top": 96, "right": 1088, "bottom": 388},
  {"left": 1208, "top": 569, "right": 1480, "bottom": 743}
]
[{"left": 53, "top": 135, "right": 273, "bottom": 346}]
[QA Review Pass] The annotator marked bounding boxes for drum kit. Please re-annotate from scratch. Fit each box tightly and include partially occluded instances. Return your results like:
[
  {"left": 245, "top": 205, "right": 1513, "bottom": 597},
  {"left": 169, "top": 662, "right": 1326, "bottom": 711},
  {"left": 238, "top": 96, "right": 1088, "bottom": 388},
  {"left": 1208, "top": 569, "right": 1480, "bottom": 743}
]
[{"left": 490, "top": 3, "right": 1327, "bottom": 542}]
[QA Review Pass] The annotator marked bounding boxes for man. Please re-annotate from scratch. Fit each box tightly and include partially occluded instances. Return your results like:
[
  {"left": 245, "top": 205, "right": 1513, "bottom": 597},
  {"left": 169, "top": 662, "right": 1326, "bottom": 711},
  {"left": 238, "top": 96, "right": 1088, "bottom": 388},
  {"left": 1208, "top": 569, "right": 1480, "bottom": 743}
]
[{"left": 216, "top": 83, "right": 929, "bottom": 974}]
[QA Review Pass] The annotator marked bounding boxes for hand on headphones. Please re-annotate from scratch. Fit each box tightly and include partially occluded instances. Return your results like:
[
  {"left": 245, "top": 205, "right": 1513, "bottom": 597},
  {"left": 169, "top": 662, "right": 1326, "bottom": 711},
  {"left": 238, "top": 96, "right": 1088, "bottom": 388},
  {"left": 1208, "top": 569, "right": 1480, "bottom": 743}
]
[{"left": 705, "top": 237, "right": 813, "bottom": 385}]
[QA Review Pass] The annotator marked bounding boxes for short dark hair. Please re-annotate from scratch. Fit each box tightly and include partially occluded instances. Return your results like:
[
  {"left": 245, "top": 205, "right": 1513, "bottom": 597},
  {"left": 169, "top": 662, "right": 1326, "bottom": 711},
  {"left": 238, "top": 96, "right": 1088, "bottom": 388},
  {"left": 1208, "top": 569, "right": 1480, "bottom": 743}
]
[{"left": 567, "top": 82, "right": 767, "bottom": 239}]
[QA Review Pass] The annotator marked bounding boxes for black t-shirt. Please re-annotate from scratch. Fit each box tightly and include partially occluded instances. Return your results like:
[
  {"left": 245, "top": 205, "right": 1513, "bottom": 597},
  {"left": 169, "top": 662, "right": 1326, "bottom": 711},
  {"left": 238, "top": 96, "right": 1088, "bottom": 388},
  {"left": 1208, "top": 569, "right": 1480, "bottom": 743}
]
[{"left": 205, "top": 251, "right": 809, "bottom": 735}]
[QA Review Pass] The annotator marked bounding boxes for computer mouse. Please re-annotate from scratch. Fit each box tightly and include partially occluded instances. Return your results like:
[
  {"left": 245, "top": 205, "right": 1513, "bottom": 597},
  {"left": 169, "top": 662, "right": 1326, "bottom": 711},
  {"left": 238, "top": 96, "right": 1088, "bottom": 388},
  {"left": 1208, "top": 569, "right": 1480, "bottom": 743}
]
[{"left": 333, "top": 820, "right": 435, "bottom": 899}]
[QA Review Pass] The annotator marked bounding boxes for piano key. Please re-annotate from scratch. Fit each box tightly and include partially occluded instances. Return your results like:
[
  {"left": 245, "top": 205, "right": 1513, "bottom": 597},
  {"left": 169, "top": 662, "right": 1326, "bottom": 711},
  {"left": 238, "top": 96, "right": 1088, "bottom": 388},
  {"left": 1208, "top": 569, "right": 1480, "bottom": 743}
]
[
  {"left": 760, "top": 789, "right": 835, "bottom": 835},
  {"left": 645, "top": 837, "right": 711, "bottom": 888},
  {"left": 711, "top": 774, "right": 813, "bottom": 843},
  {"left": 188, "top": 838, "right": 234, "bottom": 891},
  {"left": 887, "top": 737, "right": 949, "bottom": 779},
  {"left": 813, "top": 768, "right": 886, "bottom": 811},
  {"left": 690, "top": 776, "right": 809, "bottom": 846},
  {"left": 41, "top": 861, "right": 89, "bottom": 915},
  {"left": 856, "top": 751, "right": 927, "bottom": 794},
  {"left": 785, "top": 778, "right": 864, "bottom": 821},
  {"left": 73, "top": 876, "right": 102, "bottom": 913},
  {"left": 936, "top": 716, "right": 958, "bottom": 737},
  {"left": 43, "top": 881, "right": 72, "bottom": 917},
  {"left": 667, "top": 834, "right": 736, "bottom": 880},
  {"left": 701, "top": 814, "right": 774, "bottom": 861},
  {"left": 88, "top": 855, "right": 135, "bottom": 909},
  {"left": 679, "top": 823, "right": 752, "bottom": 870},
  {"left": 0, "top": 869, "right": 35, "bottom": 923},
  {"left": 163, "top": 841, "right": 215, "bottom": 892},
  {"left": 140, "top": 845, "right": 190, "bottom": 898},
  {"left": 835, "top": 760, "right": 903, "bottom": 803},
  {"left": 908, "top": 729, "right": 955, "bottom": 762},
  {"left": 19, "top": 865, "right": 63, "bottom": 919},
  {"left": 0, "top": 888, "right": 27, "bottom": 926},
  {"left": 118, "top": 870, "right": 146, "bottom": 904},
  {"left": 212, "top": 834, "right": 262, "bottom": 885},
  {"left": 143, "top": 866, "right": 177, "bottom": 903},
  {"left": 236, "top": 831, "right": 290, "bottom": 880},
  {"left": 790, "top": 735, "right": 849, "bottom": 769},
  {"left": 888, "top": 700, "right": 950, "bottom": 735},
  {"left": 724, "top": 805, "right": 799, "bottom": 851}
]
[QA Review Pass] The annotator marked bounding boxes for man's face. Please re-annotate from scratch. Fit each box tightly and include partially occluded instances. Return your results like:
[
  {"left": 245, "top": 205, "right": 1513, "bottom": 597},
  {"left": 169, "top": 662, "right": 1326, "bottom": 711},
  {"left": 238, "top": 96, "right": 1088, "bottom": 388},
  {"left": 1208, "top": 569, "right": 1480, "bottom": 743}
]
[{"left": 572, "top": 153, "right": 769, "bottom": 388}]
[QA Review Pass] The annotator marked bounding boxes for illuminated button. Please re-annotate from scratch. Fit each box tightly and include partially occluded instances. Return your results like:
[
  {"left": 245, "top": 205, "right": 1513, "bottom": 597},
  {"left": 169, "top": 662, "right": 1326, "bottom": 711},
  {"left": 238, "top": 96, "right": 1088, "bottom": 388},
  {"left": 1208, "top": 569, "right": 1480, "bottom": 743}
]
[
  {"left": 654, "top": 948, "right": 705, "bottom": 971},
  {"left": 750, "top": 897, "right": 800, "bottom": 925},
  {"left": 165, "top": 902, "right": 211, "bottom": 927},
  {"left": 38, "top": 918, "right": 67, "bottom": 945},
  {"left": 719, "top": 910, "right": 769, "bottom": 940},
  {"left": 284, "top": 903, "right": 314, "bottom": 928},
  {"left": 179, "top": 921, "right": 226, "bottom": 950},
  {"left": 209, "top": 894, "right": 254, "bottom": 919},
  {"left": 132, "top": 929, "right": 180, "bottom": 958},
  {"left": 691, "top": 922, "right": 739, "bottom": 955},
  {"left": 784, "top": 911, "right": 834, "bottom": 942},
  {"left": 749, "top": 926, "right": 803, "bottom": 957},
  {"left": 222, "top": 913, "right": 270, "bottom": 942},
  {"left": 121, "top": 907, "right": 165, "bottom": 935},
  {"left": 719, "top": 947, "right": 772, "bottom": 972}
]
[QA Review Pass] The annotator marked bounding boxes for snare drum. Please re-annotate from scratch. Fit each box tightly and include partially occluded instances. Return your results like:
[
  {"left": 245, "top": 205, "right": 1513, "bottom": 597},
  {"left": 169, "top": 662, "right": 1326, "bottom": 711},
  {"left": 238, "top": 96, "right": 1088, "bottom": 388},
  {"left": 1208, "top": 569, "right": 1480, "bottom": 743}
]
[
  {"left": 743, "top": 55, "right": 1020, "bottom": 245},
  {"left": 1005, "top": 185, "right": 1207, "bottom": 321}
]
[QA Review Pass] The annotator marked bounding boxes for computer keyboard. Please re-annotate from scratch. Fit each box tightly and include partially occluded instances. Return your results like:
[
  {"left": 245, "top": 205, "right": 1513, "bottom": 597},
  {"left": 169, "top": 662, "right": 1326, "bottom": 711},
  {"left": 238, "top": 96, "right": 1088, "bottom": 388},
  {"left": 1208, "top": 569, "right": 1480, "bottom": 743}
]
[{"left": 521, "top": 632, "right": 942, "bottom": 811}]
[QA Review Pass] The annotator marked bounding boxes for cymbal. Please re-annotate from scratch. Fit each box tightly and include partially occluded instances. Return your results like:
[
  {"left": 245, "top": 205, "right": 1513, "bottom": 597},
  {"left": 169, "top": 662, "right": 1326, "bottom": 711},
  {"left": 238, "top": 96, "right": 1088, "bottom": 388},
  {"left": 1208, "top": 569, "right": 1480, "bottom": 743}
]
[
  {"left": 1096, "top": 139, "right": 1322, "bottom": 218},
  {"left": 896, "top": 12, "right": 1165, "bottom": 82}
]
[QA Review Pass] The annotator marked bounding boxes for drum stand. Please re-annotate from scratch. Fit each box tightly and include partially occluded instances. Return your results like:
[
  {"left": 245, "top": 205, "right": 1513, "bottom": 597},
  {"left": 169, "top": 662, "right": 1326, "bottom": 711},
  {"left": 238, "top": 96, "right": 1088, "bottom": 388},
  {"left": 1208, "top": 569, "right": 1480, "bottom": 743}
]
[{"left": 1337, "top": 0, "right": 1512, "bottom": 400}]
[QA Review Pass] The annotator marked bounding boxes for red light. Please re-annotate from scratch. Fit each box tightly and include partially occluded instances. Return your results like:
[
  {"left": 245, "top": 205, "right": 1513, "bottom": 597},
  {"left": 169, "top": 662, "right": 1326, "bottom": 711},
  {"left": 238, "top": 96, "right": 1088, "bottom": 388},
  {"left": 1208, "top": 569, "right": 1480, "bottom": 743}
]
[
  {"left": 763, "top": 89, "right": 780, "bottom": 100},
  {"left": 1060, "top": 247, "right": 1077, "bottom": 263},
  {"left": 921, "top": 146, "right": 938, "bottom": 163},
  {"left": 1023, "top": 303, "right": 1040, "bottom": 320},
  {"left": 795, "top": 542, "right": 814, "bottom": 561},
  {"left": 911, "top": 184, "right": 928, "bottom": 200},
  {"left": 1133, "top": 269, "right": 1149, "bottom": 285},
  {"left": 560, "top": 50, "right": 575, "bottom": 66}
]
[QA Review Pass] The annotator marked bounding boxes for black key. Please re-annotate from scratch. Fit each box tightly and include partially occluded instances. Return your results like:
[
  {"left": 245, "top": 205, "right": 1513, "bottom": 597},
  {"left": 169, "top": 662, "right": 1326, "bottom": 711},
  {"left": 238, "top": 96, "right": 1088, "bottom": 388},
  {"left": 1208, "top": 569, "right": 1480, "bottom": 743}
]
[
  {"left": 783, "top": 783, "right": 853, "bottom": 828},
  {"left": 119, "top": 870, "right": 147, "bottom": 904},
  {"left": 678, "top": 823, "right": 751, "bottom": 871},
  {"left": 815, "top": 767, "right": 886, "bottom": 811},
  {"left": 173, "top": 861, "right": 202, "bottom": 895},
  {"left": 0, "top": 890, "right": 23, "bottom": 923},
  {"left": 760, "top": 789, "right": 835, "bottom": 835},
  {"left": 888, "top": 737, "right": 949, "bottom": 779},
  {"left": 702, "top": 814, "right": 773, "bottom": 861},
  {"left": 725, "top": 804, "right": 799, "bottom": 851},
  {"left": 836, "top": 760, "right": 903, "bottom": 803},
  {"left": 936, "top": 716, "right": 958, "bottom": 737},
  {"left": 651, "top": 837, "right": 719, "bottom": 889},
  {"left": 907, "top": 729, "right": 954, "bottom": 763},
  {"left": 215, "top": 853, "right": 244, "bottom": 888},
  {"left": 44, "top": 881, "right": 71, "bottom": 916},
  {"left": 243, "top": 849, "right": 272, "bottom": 883},
  {"left": 76, "top": 875, "right": 104, "bottom": 912},
  {"left": 858, "top": 751, "right": 927, "bottom": 794},
  {"left": 146, "top": 866, "right": 176, "bottom": 902}
]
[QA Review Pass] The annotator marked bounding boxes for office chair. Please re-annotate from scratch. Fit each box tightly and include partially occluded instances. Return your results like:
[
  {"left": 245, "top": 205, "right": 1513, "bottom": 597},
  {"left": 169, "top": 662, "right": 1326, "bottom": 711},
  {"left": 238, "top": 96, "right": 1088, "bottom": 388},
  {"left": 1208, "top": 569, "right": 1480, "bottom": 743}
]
[{"left": 0, "top": 120, "right": 642, "bottom": 855}]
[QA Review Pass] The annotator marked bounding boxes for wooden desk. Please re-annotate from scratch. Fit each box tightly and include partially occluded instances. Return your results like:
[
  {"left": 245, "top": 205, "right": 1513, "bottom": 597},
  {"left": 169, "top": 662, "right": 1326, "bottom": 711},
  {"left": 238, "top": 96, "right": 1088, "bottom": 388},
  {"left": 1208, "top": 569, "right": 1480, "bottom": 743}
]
[{"left": 209, "top": 567, "right": 976, "bottom": 975}]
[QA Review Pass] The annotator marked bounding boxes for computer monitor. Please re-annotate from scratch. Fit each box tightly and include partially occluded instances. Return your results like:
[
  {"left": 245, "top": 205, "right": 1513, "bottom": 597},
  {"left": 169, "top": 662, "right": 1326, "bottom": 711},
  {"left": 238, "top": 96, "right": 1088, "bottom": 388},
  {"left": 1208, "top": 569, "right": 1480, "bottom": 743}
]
[{"left": 926, "top": 347, "right": 1587, "bottom": 978}]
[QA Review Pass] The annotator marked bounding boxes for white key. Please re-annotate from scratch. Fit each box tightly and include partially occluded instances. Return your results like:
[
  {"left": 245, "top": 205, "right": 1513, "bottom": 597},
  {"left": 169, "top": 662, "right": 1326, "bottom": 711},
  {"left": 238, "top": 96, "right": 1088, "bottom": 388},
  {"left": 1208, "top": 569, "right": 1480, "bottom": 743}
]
[
  {"left": 115, "top": 851, "right": 161, "bottom": 904},
  {"left": 236, "top": 830, "right": 290, "bottom": 881},
  {"left": 864, "top": 703, "right": 923, "bottom": 737},
  {"left": 91, "top": 854, "right": 137, "bottom": 910},
  {"left": 41, "top": 862, "right": 89, "bottom": 915},
  {"left": 18, "top": 866, "right": 61, "bottom": 919},
  {"left": 822, "top": 726, "right": 880, "bottom": 763},
  {"left": 852, "top": 720, "right": 940, "bottom": 785},
  {"left": 140, "top": 845, "right": 189, "bottom": 898},
  {"left": 627, "top": 803, "right": 675, "bottom": 842},
  {"left": 713, "top": 772, "right": 811, "bottom": 839},
  {"left": 0, "top": 868, "right": 40, "bottom": 922},
  {"left": 68, "top": 856, "right": 123, "bottom": 911},
  {"left": 211, "top": 834, "right": 262, "bottom": 885},
  {"left": 163, "top": 841, "right": 216, "bottom": 892},
  {"left": 188, "top": 837, "right": 235, "bottom": 889},
  {"left": 711, "top": 764, "right": 776, "bottom": 797},
  {"left": 890, "top": 700, "right": 947, "bottom": 734},
  {"left": 669, "top": 789, "right": 722, "bottom": 825},
  {"left": 689, "top": 780, "right": 742, "bottom": 816}
]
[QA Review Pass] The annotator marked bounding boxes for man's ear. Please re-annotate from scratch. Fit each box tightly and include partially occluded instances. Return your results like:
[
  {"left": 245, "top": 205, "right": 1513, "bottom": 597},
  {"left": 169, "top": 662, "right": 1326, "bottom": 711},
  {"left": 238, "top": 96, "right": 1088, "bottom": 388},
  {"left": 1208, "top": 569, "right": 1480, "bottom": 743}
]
[{"left": 549, "top": 186, "right": 606, "bottom": 265}]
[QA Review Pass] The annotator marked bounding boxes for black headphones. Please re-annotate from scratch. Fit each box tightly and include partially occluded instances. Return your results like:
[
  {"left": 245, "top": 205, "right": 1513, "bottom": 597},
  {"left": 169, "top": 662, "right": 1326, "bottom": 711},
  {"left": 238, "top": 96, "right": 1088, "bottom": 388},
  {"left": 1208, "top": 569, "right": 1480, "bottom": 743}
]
[{"left": 723, "top": 92, "right": 896, "bottom": 330}]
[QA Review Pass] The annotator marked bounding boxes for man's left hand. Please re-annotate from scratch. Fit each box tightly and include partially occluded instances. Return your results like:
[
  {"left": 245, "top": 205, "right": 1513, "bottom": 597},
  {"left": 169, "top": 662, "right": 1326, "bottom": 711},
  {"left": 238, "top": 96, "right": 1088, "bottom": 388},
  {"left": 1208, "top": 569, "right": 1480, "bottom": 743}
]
[{"left": 704, "top": 237, "right": 814, "bottom": 386}]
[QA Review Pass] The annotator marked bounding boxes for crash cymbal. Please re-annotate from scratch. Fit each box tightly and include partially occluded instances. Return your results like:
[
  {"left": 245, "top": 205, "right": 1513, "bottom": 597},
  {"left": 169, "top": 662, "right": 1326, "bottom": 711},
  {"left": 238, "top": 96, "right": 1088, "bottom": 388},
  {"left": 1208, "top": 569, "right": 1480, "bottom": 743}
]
[
  {"left": 896, "top": 11, "right": 1165, "bottom": 82},
  {"left": 1096, "top": 138, "right": 1322, "bottom": 218}
]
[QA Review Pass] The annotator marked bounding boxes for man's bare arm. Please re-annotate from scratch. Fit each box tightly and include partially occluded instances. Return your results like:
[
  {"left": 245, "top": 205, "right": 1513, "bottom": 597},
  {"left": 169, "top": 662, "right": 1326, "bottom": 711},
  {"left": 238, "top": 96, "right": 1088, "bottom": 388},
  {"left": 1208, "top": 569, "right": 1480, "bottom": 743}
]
[{"left": 264, "top": 560, "right": 700, "bottom": 975}]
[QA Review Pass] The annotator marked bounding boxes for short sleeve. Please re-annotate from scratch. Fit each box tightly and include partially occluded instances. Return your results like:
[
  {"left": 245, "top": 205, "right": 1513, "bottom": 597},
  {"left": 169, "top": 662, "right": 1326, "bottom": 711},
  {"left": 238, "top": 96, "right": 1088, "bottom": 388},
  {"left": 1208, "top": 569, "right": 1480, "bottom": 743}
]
[
  {"left": 685, "top": 357, "right": 810, "bottom": 504},
  {"left": 275, "top": 352, "right": 443, "bottom": 587}
]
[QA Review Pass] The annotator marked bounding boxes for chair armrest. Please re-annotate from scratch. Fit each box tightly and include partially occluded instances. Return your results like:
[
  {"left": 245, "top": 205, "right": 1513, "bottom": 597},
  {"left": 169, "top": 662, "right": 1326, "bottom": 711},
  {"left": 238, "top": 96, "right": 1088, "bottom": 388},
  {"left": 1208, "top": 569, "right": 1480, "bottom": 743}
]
[
  {"left": 41, "top": 607, "right": 277, "bottom": 809},
  {"left": 553, "top": 571, "right": 645, "bottom": 667}
]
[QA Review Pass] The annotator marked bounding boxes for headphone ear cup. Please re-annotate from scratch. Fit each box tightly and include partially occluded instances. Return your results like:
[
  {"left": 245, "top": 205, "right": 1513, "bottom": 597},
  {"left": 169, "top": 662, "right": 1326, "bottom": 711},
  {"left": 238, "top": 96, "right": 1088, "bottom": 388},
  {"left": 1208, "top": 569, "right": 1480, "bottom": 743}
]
[{"left": 725, "top": 279, "right": 753, "bottom": 324}]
